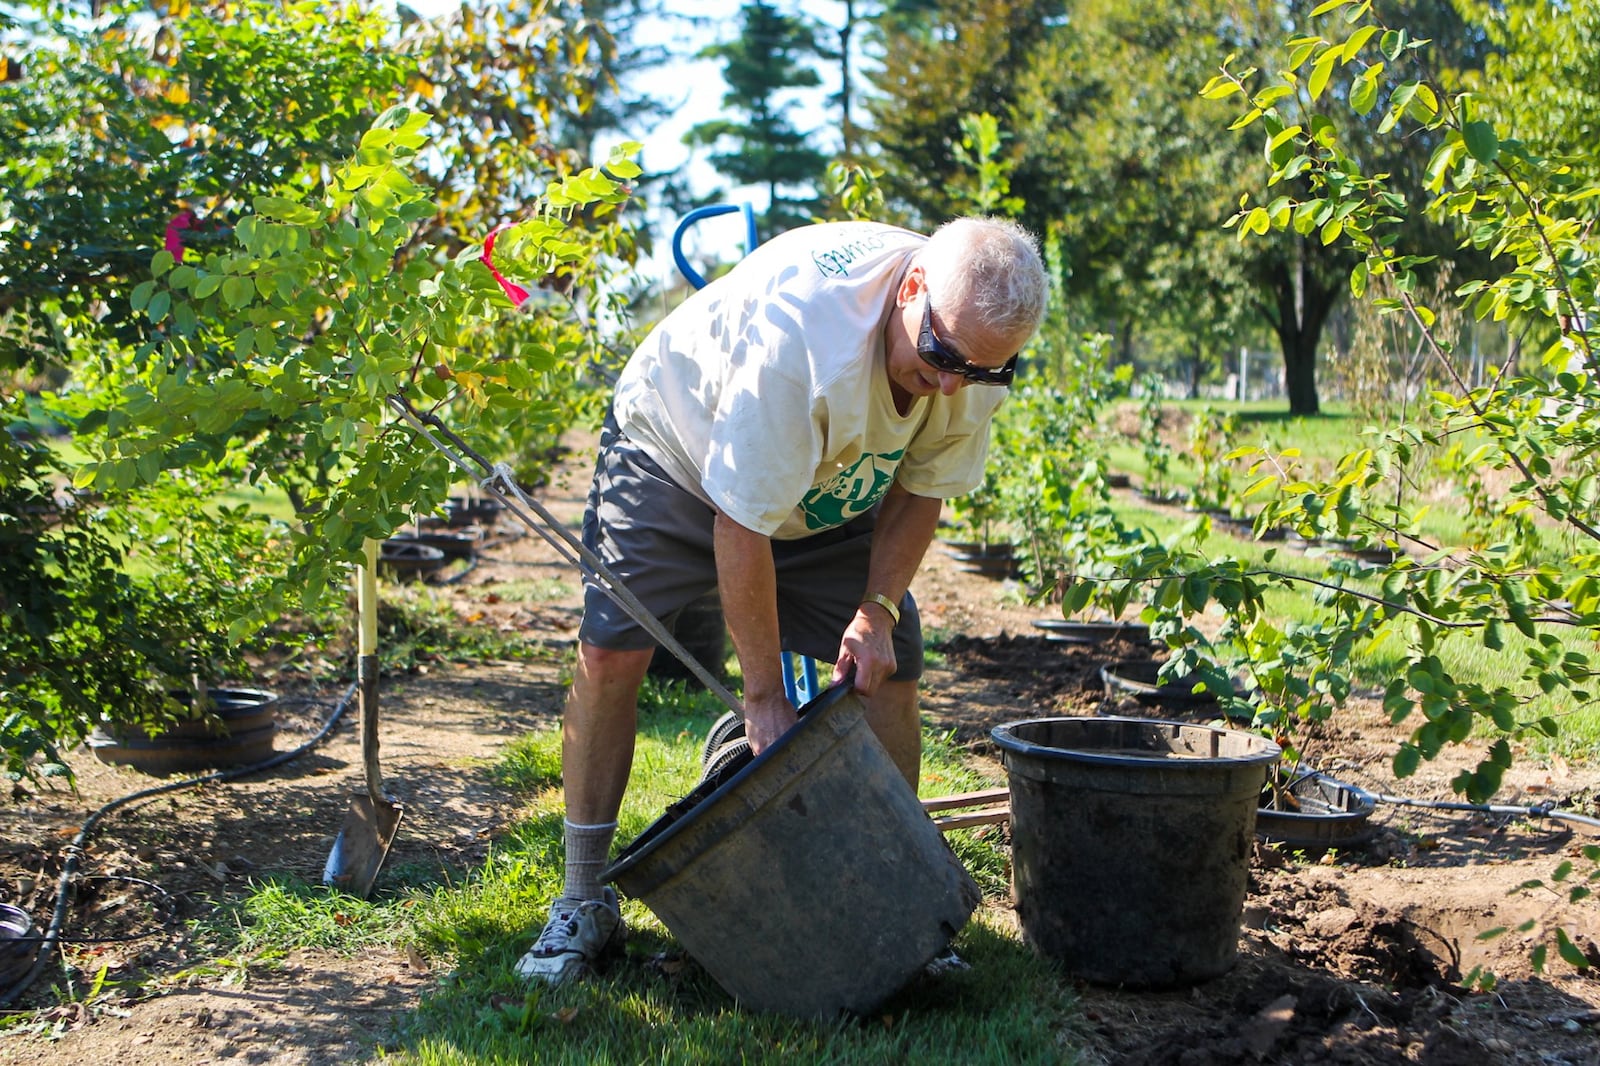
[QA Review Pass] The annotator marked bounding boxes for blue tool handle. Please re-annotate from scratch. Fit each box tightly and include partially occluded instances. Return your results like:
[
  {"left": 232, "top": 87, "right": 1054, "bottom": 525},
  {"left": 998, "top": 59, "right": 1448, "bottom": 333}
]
[{"left": 671, "top": 203, "right": 758, "bottom": 290}]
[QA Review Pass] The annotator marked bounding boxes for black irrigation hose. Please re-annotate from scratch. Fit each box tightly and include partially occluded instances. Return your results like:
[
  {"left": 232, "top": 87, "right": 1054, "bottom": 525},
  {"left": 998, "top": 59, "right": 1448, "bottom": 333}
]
[
  {"left": 0, "top": 681, "right": 359, "bottom": 1010},
  {"left": 1368, "top": 791, "right": 1600, "bottom": 833}
]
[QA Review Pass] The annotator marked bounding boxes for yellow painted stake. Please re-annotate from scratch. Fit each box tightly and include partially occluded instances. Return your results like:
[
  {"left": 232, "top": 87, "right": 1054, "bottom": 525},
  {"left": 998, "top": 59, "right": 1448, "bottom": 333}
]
[{"left": 358, "top": 537, "right": 379, "bottom": 657}]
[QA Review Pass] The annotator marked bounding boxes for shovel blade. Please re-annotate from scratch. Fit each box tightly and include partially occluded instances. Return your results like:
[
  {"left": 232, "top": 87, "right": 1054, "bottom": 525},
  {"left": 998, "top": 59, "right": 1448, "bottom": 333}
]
[{"left": 321, "top": 793, "right": 404, "bottom": 898}]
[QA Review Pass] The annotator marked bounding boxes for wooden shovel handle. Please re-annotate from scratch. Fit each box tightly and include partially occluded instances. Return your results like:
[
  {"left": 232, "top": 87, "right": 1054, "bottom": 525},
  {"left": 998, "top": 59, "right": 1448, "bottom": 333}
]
[{"left": 932, "top": 807, "right": 1011, "bottom": 831}]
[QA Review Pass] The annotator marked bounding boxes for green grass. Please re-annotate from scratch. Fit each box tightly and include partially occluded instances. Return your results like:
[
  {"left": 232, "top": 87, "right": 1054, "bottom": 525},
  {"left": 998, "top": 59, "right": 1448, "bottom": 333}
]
[
  {"left": 201, "top": 680, "right": 1089, "bottom": 1065},
  {"left": 482, "top": 576, "right": 577, "bottom": 605},
  {"left": 1105, "top": 399, "right": 1368, "bottom": 491}
]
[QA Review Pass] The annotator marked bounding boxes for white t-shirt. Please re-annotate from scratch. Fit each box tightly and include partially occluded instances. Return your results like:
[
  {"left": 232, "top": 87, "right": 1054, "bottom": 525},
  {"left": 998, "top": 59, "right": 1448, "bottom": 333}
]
[{"left": 614, "top": 222, "right": 1006, "bottom": 540}]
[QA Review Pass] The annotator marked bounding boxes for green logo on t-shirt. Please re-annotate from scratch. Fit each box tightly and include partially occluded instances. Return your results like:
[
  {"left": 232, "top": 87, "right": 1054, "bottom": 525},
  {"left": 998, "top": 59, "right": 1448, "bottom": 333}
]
[{"left": 800, "top": 449, "right": 906, "bottom": 531}]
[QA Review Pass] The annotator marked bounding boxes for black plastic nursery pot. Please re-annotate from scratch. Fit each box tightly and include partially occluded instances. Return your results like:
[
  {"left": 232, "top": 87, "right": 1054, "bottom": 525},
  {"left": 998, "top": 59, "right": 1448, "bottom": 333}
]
[
  {"left": 939, "top": 540, "right": 1024, "bottom": 580},
  {"left": 88, "top": 687, "right": 279, "bottom": 776},
  {"left": 605, "top": 683, "right": 980, "bottom": 1018},
  {"left": 442, "top": 494, "right": 505, "bottom": 528},
  {"left": 388, "top": 527, "right": 483, "bottom": 561},
  {"left": 1256, "top": 769, "right": 1378, "bottom": 852},
  {"left": 1100, "top": 659, "right": 1243, "bottom": 719},
  {"left": 379, "top": 538, "right": 448, "bottom": 581},
  {"left": 1033, "top": 618, "right": 1152, "bottom": 646},
  {"left": 0, "top": 903, "right": 39, "bottom": 991},
  {"left": 991, "top": 716, "right": 1281, "bottom": 988}
]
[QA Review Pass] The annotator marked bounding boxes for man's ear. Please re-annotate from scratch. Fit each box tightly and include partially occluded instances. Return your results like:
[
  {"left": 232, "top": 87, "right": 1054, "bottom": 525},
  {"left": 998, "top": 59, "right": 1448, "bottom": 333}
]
[{"left": 897, "top": 264, "right": 925, "bottom": 307}]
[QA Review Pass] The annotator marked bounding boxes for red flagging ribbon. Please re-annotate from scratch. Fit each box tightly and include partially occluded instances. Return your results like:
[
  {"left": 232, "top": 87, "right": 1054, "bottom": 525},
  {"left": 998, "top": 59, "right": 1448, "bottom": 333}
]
[
  {"left": 481, "top": 224, "right": 529, "bottom": 307},
  {"left": 164, "top": 209, "right": 196, "bottom": 259}
]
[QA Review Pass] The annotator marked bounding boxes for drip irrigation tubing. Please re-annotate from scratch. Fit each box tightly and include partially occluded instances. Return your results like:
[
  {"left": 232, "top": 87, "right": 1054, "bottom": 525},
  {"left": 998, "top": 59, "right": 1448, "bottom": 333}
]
[
  {"left": 1367, "top": 791, "right": 1600, "bottom": 833},
  {"left": 1278, "top": 764, "right": 1600, "bottom": 833},
  {"left": 0, "top": 681, "right": 359, "bottom": 1010}
]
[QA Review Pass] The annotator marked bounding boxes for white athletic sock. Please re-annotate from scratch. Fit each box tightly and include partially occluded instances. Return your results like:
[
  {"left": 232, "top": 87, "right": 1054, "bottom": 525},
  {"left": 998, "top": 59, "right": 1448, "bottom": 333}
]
[{"left": 562, "top": 819, "right": 617, "bottom": 902}]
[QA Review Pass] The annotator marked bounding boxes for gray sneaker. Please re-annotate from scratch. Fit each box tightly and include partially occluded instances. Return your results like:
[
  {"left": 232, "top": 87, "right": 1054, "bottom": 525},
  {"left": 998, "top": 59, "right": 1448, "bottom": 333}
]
[
  {"left": 923, "top": 946, "right": 970, "bottom": 978},
  {"left": 514, "top": 887, "right": 625, "bottom": 985}
]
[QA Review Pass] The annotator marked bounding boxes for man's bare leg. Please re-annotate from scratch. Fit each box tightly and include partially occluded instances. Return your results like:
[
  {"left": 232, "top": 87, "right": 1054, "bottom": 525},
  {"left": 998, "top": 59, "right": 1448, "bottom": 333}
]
[
  {"left": 863, "top": 678, "right": 921, "bottom": 788},
  {"left": 562, "top": 642, "right": 655, "bottom": 824}
]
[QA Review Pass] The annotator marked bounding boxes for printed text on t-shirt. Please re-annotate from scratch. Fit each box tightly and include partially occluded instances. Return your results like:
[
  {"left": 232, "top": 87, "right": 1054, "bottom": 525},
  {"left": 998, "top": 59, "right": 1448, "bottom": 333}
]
[{"left": 811, "top": 233, "right": 889, "bottom": 279}]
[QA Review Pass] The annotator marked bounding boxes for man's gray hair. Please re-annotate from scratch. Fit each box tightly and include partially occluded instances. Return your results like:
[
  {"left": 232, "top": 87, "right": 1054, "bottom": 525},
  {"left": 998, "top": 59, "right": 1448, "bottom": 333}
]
[{"left": 919, "top": 216, "right": 1048, "bottom": 340}]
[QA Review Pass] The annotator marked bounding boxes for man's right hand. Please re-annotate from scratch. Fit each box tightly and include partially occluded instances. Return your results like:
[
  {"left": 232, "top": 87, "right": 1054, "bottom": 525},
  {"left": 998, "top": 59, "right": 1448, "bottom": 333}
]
[{"left": 741, "top": 690, "right": 799, "bottom": 754}]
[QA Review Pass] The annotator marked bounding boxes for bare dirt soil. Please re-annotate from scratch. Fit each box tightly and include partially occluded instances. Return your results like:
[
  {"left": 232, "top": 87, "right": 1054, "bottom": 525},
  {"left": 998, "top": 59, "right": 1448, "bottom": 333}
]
[{"left": 2, "top": 451, "right": 1598, "bottom": 1066}]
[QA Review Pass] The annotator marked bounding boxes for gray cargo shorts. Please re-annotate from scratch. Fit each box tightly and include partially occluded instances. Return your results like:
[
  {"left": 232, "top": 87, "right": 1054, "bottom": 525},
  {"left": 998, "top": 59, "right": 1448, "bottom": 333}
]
[{"left": 577, "top": 414, "right": 924, "bottom": 681}]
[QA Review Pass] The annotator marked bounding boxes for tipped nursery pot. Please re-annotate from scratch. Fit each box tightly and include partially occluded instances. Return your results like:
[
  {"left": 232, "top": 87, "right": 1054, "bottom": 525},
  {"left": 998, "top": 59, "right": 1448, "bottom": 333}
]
[
  {"left": 1256, "top": 769, "right": 1378, "bottom": 852},
  {"left": 88, "top": 687, "right": 279, "bottom": 776},
  {"left": 991, "top": 716, "right": 1280, "bottom": 988},
  {"left": 604, "top": 684, "right": 980, "bottom": 1018}
]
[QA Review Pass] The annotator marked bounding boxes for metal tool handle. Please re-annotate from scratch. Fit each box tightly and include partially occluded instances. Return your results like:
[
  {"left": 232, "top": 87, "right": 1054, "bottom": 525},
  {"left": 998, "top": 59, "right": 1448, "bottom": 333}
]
[{"left": 388, "top": 399, "right": 745, "bottom": 717}]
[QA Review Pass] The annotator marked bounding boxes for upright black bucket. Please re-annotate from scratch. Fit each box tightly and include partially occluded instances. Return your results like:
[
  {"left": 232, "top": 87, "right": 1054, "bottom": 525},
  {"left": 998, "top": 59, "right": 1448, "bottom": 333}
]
[
  {"left": 991, "top": 716, "right": 1280, "bottom": 988},
  {"left": 605, "top": 684, "right": 981, "bottom": 1018}
]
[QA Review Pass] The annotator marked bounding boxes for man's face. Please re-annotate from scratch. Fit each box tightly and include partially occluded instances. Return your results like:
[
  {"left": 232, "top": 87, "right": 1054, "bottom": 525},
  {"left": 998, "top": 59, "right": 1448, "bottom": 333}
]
[{"left": 886, "top": 268, "right": 1021, "bottom": 402}]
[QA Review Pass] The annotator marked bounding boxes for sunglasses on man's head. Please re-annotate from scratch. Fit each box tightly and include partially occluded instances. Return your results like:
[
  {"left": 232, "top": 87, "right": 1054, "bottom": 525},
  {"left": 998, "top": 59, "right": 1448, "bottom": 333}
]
[{"left": 918, "top": 299, "right": 1017, "bottom": 386}]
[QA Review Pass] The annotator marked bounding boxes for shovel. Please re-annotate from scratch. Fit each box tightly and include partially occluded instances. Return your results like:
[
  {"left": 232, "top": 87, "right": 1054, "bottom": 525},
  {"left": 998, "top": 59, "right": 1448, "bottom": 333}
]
[{"left": 322, "top": 538, "right": 404, "bottom": 896}]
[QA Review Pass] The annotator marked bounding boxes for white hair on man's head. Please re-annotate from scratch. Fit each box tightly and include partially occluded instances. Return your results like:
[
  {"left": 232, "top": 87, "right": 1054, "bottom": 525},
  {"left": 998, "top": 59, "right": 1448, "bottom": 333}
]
[{"left": 919, "top": 216, "right": 1048, "bottom": 341}]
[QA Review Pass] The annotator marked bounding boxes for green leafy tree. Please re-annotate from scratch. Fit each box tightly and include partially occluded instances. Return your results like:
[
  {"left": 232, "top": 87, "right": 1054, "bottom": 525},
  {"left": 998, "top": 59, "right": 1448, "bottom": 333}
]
[
  {"left": 0, "top": 1, "right": 410, "bottom": 371},
  {"left": 0, "top": 1, "right": 644, "bottom": 372},
  {"left": 1011, "top": 0, "right": 1259, "bottom": 378},
  {"left": 0, "top": 2, "right": 645, "bottom": 783},
  {"left": 63, "top": 109, "right": 639, "bottom": 604},
  {"left": 862, "top": 0, "right": 1489, "bottom": 412},
  {"left": 1457, "top": 0, "right": 1600, "bottom": 162},
  {"left": 684, "top": 0, "right": 830, "bottom": 236},
  {"left": 862, "top": 0, "right": 1061, "bottom": 231}
]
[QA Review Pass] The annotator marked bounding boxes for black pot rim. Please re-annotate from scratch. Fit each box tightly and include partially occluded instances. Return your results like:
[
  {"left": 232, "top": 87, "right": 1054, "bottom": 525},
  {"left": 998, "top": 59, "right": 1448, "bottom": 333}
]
[
  {"left": 992, "top": 715, "right": 1281, "bottom": 768},
  {"left": 1101, "top": 659, "right": 1229, "bottom": 702}
]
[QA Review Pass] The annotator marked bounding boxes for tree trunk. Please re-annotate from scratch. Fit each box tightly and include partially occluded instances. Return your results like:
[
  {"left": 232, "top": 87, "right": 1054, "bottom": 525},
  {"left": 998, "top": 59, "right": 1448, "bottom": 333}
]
[
  {"left": 1283, "top": 329, "right": 1321, "bottom": 416},
  {"left": 1269, "top": 241, "right": 1337, "bottom": 416},
  {"left": 839, "top": 0, "right": 855, "bottom": 157}
]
